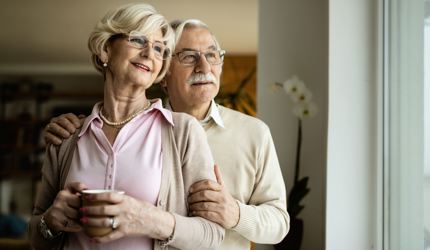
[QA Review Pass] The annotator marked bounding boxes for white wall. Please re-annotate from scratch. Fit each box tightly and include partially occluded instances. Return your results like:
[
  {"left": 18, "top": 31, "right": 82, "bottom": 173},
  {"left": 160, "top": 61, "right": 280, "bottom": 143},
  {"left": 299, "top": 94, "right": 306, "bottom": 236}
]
[
  {"left": 326, "top": 0, "right": 380, "bottom": 249},
  {"left": 257, "top": 1, "right": 328, "bottom": 249}
]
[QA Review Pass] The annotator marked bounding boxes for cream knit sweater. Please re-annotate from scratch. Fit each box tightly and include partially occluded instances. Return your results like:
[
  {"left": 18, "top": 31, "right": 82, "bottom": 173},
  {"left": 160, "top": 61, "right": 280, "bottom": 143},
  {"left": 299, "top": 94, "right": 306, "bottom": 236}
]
[{"left": 204, "top": 105, "right": 289, "bottom": 250}]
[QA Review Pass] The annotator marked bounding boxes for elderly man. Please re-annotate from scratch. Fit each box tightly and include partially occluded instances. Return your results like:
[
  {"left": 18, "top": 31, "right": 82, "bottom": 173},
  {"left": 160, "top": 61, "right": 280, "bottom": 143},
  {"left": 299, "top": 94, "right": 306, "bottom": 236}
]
[{"left": 45, "top": 19, "right": 289, "bottom": 249}]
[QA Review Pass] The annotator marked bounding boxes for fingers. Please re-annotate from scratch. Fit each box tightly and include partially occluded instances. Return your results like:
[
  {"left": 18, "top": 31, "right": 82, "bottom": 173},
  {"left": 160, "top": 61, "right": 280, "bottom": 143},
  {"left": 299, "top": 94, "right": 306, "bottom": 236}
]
[
  {"left": 47, "top": 121, "right": 72, "bottom": 138},
  {"left": 63, "top": 219, "right": 82, "bottom": 232},
  {"left": 81, "top": 204, "right": 120, "bottom": 217},
  {"left": 44, "top": 113, "right": 83, "bottom": 145},
  {"left": 214, "top": 164, "right": 224, "bottom": 186},
  {"left": 53, "top": 190, "right": 82, "bottom": 215},
  {"left": 80, "top": 216, "right": 117, "bottom": 228},
  {"left": 188, "top": 189, "right": 221, "bottom": 204},
  {"left": 48, "top": 214, "right": 82, "bottom": 233},
  {"left": 189, "top": 201, "right": 220, "bottom": 212},
  {"left": 52, "top": 113, "right": 82, "bottom": 132},
  {"left": 83, "top": 192, "right": 124, "bottom": 205},
  {"left": 189, "top": 179, "right": 222, "bottom": 194},
  {"left": 65, "top": 182, "right": 87, "bottom": 194}
]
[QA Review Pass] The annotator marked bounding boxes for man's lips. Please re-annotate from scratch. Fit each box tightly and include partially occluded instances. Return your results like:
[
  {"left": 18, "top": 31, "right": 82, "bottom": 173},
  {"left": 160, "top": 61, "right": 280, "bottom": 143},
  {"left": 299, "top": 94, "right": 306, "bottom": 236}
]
[
  {"left": 190, "top": 81, "right": 213, "bottom": 86},
  {"left": 132, "top": 62, "right": 150, "bottom": 71}
]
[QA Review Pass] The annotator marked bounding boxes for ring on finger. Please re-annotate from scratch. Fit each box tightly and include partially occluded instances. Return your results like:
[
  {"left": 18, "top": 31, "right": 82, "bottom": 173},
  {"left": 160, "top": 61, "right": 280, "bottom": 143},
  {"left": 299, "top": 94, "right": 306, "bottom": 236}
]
[{"left": 110, "top": 217, "right": 119, "bottom": 230}]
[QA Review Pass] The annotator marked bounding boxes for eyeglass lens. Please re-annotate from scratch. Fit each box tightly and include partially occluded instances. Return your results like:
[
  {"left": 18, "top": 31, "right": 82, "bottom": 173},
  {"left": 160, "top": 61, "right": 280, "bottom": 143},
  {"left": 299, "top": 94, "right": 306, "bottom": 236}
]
[
  {"left": 177, "top": 50, "right": 224, "bottom": 65},
  {"left": 128, "top": 34, "right": 168, "bottom": 60}
]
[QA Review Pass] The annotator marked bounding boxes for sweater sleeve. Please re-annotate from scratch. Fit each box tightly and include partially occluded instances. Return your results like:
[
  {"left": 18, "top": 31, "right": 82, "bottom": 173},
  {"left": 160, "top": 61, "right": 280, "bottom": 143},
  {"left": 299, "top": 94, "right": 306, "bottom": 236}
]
[
  {"left": 232, "top": 126, "right": 290, "bottom": 244},
  {"left": 168, "top": 117, "right": 225, "bottom": 249},
  {"left": 28, "top": 144, "right": 64, "bottom": 250}
]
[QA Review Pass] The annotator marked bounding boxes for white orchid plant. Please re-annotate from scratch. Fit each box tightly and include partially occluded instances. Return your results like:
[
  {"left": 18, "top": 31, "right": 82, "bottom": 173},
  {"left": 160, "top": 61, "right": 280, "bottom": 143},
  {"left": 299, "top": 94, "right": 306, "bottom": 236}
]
[{"left": 273, "top": 75, "right": 317, "bottom": 219}]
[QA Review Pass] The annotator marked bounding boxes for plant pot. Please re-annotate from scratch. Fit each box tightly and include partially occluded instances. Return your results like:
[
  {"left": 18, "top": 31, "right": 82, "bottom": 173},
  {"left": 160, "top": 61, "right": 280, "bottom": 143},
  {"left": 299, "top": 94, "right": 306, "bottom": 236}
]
[{"left": 274, "top": 217, "right": 303, "bottom": 250}]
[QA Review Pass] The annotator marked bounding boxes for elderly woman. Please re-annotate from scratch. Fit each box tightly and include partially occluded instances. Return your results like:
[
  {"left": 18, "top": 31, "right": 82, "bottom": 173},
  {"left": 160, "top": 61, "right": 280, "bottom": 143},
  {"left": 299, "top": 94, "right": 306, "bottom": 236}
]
[{"left": 28, "top": 3, "right": 224, "bottom": 250}]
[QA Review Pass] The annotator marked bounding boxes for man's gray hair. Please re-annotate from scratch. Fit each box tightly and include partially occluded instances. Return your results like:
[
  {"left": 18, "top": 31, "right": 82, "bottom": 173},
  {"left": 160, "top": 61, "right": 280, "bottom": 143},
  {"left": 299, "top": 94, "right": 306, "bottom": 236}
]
[{"left": 170, "top": 19, "right": 221, "bottom": 50}]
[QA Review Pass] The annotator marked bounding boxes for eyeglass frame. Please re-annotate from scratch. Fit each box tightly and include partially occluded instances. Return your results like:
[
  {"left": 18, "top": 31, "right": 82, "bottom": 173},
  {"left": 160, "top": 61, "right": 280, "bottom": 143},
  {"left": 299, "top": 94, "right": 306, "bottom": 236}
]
[
  {"left": 172, "top": 49, "right": 226, "bottom": 66},
  {"left": 110, "top": 31, "right": 171, "bottom": 60}
]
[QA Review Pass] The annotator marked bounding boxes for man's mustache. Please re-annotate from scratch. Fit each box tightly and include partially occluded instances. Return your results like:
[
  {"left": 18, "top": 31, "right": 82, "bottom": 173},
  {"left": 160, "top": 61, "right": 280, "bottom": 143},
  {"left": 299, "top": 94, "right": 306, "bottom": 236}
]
[{"left": 186, "top": 73, "right": 217, "bottom": 85}]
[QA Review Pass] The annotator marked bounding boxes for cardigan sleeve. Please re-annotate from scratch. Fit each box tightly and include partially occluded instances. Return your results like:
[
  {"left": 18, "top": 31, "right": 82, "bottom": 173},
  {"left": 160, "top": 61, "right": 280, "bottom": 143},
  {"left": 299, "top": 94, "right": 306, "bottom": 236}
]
[
  {"left": 28, "top": 144, "right": 64, "bottom": 250},
  {"left": 28, "top": 132, "right": 78, "bottom": 250},
  {"left": 167, "top": 116, "right": 225, "bottom": 249},
  {"left": 231, "top": 125, "right": 290, "bottom": 244}
]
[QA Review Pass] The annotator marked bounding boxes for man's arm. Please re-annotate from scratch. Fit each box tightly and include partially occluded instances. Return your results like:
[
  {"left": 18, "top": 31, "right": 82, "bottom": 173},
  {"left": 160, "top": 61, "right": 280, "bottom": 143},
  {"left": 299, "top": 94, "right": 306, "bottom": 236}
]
[
  {"left": 44, "top": 113, "right": 84, "bottom": 145},
  {"left": 188, "top": 165, "right": 240, "bottom": 229},
  {"left": 188, "top": 126, "right": 289, "bottom": 244}
]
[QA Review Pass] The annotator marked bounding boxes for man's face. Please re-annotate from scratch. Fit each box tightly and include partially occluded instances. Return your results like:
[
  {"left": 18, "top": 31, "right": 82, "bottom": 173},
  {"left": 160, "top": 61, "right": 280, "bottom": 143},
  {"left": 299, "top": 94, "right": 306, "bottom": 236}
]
[{"left": 165, "top": 27, "right": 222, "bottom": 111}]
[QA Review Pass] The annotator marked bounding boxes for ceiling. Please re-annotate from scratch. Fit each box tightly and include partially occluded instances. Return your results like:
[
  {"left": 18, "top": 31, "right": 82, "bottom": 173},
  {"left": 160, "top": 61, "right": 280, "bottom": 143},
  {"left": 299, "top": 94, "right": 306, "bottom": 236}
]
[{"left": 0, "top": 0, "right": 258, "bottom": 74}]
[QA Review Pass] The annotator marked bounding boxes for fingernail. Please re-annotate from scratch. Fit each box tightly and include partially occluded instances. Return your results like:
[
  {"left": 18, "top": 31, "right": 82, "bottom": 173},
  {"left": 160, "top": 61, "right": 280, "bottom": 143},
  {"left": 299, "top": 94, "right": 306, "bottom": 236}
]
[
  {"left": 79, "top": 207, "right": 87, "bottom": 213},
  {"left": 80, "top": 217, "right": 88, "bottom": 224},
  {"left": 89, "top": 238, "right": 96, "bottom": 243}
]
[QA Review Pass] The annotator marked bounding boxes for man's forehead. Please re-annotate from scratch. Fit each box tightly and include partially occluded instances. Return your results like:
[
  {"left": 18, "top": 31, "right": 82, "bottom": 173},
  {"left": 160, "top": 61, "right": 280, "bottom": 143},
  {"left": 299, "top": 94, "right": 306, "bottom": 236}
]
[{"left": 175, "top": 27, "right": 217, "bottom": 51}]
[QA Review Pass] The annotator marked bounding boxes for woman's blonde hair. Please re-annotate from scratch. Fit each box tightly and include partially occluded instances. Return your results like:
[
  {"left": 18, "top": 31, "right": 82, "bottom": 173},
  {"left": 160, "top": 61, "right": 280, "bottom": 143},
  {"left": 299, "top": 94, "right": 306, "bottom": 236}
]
[{"left": 88, "top": 3, "right": 174, "bottom": 83}]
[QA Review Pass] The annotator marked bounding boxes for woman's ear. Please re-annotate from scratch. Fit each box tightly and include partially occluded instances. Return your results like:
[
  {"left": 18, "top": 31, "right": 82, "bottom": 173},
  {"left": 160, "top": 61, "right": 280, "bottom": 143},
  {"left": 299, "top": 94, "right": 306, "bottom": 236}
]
[{"left": 100, "top": 43, "right": 110, "bottom": 64}]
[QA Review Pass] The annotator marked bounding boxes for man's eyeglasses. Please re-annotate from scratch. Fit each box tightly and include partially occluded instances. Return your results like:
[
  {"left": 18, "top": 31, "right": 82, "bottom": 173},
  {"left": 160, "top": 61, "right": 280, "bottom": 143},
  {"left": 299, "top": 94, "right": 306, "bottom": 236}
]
[
  {"left": 173, "top": 50, "right": 226, "bottom": 66},
  {"left": 126, "top": 31, "right": 170, "bottom": 60}
]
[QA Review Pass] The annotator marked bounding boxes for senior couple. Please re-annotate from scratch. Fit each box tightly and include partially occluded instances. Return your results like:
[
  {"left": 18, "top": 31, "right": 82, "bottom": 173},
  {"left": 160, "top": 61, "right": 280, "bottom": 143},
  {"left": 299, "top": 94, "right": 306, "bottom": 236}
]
[{"left": 29, "top": 2, "right": 289, "bottom": 250}]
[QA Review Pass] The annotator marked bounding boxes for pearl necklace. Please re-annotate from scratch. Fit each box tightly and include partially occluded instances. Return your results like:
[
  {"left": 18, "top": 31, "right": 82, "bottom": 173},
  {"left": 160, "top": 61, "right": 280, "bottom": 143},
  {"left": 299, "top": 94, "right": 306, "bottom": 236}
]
[{"left": 99, "top": 101, "right": 151, "bottom": 128}]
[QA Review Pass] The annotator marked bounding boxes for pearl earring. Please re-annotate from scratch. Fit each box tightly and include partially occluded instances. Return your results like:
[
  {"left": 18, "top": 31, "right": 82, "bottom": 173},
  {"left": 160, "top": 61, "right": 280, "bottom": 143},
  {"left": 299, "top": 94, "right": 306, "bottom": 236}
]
[{"left": 103, "top": 62, "right": 108, "bottom": 67}]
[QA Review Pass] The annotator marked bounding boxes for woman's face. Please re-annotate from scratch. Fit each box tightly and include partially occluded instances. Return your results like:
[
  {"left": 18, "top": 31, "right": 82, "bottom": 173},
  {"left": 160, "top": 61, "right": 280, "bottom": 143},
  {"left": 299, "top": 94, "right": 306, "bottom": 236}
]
[{"left": 104, "top": 29, "right": 165, "bottom": 90}]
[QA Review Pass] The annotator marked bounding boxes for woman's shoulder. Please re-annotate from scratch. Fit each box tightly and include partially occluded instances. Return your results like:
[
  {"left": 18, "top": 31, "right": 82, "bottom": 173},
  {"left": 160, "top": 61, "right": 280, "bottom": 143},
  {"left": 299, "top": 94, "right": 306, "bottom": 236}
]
[{"left": 169, "top": 111, "right": 200, "bottom": 128}]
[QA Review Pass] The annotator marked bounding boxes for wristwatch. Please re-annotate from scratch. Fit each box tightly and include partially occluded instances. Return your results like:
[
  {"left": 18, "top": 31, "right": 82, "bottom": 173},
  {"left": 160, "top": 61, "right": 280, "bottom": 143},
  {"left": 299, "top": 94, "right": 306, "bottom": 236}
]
[{"left": 39, "top": 215, "right": 62, "bottom": 240}]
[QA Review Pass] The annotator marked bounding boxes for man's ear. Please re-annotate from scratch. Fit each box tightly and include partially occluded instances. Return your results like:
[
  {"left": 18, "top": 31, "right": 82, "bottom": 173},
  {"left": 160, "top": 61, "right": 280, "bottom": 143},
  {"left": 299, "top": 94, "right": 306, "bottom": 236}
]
[
  {"left": 162, "top": 71, "right": 171, "bottom": 86},
  {"left": 160, "top": 78, "right": 168, "bottom": 94}
]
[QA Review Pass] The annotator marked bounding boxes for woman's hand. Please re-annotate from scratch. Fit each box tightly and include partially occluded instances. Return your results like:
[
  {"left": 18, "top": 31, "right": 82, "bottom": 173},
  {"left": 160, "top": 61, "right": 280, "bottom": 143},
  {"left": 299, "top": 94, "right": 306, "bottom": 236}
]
[
  {"left": 44, "top": 113, "right": 85, "bottom": 145},
  {"left": 80, "top": 192, "right": 175, "bottom": 243},
  {"left": 43, "top": 182, "right": 87, "bottom": 234}
]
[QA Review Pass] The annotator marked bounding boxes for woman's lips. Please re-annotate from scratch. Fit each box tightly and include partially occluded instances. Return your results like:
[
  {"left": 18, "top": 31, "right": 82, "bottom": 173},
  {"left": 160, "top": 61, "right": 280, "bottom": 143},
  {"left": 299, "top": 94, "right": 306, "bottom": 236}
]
[{"left": 132, "top": 62, "right": 150, "bottom": 71}]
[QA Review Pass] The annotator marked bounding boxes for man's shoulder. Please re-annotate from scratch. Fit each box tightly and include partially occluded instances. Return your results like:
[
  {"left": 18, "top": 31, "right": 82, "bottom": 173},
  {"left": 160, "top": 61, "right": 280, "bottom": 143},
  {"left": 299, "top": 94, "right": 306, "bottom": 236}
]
[{"left": 218, "top": 105, "right": 269, "bottom": 132}]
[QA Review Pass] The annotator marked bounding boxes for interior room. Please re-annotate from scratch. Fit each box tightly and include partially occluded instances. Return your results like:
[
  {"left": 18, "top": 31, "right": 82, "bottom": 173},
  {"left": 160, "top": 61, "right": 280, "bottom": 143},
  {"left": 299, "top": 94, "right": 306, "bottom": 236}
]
[{"left": 0, "top": 0, "right": 428, "bottom": 250}]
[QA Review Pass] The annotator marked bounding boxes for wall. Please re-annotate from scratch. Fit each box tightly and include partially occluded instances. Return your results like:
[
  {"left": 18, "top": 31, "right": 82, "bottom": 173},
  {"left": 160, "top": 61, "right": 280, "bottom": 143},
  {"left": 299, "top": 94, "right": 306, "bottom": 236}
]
[
  {"left": 327, "top": 0, "right": 380, "bottom": 249},
  {"left": 257, "top": 1, "right": 328, "bottom": 249}
]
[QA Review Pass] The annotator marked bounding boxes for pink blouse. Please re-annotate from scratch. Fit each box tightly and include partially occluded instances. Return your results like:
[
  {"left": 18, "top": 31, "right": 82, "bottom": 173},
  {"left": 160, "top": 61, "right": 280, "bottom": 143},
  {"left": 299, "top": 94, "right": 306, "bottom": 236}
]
[{"left": 64, "top": 99, "right": 173, "bottom": 250}]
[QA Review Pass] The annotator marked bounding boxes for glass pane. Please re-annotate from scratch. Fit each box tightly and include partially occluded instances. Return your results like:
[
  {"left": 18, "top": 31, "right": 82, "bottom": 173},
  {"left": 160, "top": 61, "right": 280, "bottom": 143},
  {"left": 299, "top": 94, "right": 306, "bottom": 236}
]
[{"left": 424, "top": 2, "right": 430, "bottom": 249}]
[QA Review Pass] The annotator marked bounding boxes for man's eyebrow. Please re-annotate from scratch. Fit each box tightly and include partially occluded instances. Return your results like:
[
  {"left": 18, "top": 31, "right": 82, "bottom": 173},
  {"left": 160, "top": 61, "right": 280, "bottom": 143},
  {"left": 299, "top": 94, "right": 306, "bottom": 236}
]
[
  {"left": 178, "top": 45, "right": 218, "bottom": 52},
  {"left": 179, "top": 48, "right": 198, "bottom": 52}
]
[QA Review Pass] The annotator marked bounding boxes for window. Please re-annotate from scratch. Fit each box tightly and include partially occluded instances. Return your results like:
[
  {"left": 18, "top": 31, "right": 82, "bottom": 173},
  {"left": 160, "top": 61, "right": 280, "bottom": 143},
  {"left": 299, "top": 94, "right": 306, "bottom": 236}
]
[{"left": 384, "top": 0, "right": 427, "bottom": 249}]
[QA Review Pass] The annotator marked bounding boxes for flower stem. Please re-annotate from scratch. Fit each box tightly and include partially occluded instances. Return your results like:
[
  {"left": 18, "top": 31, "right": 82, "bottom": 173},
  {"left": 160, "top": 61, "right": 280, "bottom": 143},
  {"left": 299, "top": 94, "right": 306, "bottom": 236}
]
[{"left": 294, "top": 119, "right": 302, "bottom": 185}]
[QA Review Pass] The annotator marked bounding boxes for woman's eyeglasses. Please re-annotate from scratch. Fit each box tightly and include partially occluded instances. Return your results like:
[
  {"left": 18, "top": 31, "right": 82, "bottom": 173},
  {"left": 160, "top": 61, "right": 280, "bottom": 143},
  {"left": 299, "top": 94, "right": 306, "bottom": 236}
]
[{"left": 126, "top": 31, "right": 170, "bottom": 60}]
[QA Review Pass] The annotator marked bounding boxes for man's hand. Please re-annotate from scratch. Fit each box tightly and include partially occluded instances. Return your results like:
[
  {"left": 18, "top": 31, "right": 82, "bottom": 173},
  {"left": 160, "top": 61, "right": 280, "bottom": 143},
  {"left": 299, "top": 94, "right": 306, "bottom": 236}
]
[
  {"left": 188, "top": 165, "right": 240, "bottom": 229},
  {"left": 44, "top": 113, "right": 85, "bottom": 145}
]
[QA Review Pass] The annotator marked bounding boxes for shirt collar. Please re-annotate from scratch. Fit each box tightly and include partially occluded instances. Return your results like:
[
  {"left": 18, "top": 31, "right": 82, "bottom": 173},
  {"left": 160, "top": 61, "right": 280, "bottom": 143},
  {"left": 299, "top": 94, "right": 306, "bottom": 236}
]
[
  {"left": 164, "top": 99, "right": 225, "bottom": 128},
  {"left": 79, "top": 99, "right": 174, "bottom": 137}
]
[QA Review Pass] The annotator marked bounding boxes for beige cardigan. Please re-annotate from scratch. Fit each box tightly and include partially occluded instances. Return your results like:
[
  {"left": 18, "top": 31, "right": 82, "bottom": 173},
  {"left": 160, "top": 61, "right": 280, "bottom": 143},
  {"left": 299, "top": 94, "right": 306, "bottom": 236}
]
[{"left": 29, "top": 111, "right": 225, "bottom": 250}]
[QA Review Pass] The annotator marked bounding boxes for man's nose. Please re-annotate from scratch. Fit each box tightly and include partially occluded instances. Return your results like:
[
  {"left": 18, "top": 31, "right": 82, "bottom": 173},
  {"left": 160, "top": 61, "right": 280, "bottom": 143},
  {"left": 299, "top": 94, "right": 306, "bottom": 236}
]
[{"left": 195, "top": 54, "right": 211, "bottom": 73}]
